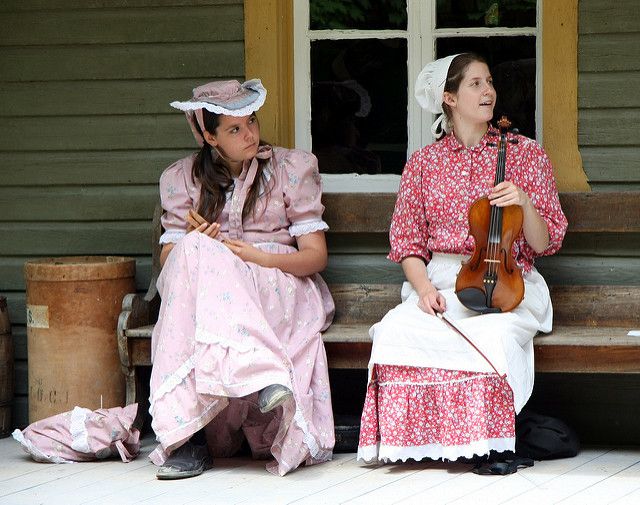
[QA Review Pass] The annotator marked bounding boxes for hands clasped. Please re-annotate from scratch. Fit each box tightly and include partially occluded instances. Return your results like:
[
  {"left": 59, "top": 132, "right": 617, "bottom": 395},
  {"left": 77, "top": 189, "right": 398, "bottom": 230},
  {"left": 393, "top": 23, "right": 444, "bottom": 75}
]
[
  {"left": 186, "top": 209, "right": 267, "bottom": 266},
  {"left": 187, "top": 209, "right": 221, "bottom": 239}
]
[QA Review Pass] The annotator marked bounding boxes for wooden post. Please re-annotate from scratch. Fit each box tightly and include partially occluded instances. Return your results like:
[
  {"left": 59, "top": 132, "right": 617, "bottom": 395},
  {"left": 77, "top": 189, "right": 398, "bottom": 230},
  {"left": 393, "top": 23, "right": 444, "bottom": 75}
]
[
  {"left": 542, "top": 0, "right": 591, "bottom": 191},
  {"left": 244, "top": 0, "right": 294, "bottom": 148}
]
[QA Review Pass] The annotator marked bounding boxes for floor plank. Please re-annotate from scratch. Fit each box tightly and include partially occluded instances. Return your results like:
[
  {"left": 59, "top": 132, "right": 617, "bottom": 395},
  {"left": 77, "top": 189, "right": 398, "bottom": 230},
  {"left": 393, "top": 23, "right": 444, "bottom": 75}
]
[
  {"left": 500, "top": 449, "right": 640, "bottom": 505},
  {"left": 559, "top": 458, "right": 640, "bottom": 505},
  {"left": 446, "top": 447, "right": 611, "bottom": 505},
  {"left": 611, "top": 488, "right": 640, "bottom": 505},
  {"left": 345, "top": 461, "right": 473, "bottom": 504},
  {"left": 1, "top": 435, "right": 639, "bottom": 505}
]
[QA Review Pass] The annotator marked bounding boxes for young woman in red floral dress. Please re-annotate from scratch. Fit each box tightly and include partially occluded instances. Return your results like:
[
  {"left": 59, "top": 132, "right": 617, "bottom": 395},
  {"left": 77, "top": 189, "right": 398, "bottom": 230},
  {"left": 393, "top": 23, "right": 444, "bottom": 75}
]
[{"left": 357, "top": 53, "right": 568, "bottom": 464}]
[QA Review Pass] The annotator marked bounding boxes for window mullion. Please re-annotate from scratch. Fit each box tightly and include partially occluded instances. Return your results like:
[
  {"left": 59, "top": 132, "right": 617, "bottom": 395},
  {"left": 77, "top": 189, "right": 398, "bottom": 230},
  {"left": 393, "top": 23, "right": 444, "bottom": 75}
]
[
  {"left": 435, "top": 27, "right": 536, "bottom": 37},
  {"left": 407, "top": 0, "right": 423, "bottom": 155},
  {"left": 309, "top": 29, "right": 408, "bottom": 40},
  {"left": 421, "top": 0, "right": 436, "bottom": 148}
]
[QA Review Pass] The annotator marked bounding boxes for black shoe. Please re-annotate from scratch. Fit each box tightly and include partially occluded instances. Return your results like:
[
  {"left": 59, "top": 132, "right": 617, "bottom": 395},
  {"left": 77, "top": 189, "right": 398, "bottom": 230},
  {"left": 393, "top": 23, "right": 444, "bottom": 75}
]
[
  {"left": 472, "top": 456, "right": 534, "bottom": 475},
  {"left": 156, "top": 441, "right": 212, "bottom": 480},
  {"left": 258, "top": 384, "right": 292, "bottom": 413}
]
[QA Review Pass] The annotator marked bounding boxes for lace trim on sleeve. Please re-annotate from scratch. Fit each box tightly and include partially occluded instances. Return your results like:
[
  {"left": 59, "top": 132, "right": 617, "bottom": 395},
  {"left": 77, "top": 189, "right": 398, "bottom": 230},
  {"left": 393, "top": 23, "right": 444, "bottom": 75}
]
[
  {"left": 159, "top": 229, "right": 186, "bottom": 244},
  {"left": 289, "top": 219, "right": 329, "bottom": 237}
]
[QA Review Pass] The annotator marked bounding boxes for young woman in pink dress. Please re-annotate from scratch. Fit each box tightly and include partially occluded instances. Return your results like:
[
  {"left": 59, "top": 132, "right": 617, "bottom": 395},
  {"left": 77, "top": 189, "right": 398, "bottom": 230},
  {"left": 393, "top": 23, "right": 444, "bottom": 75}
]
[
  {"left": 150, "top": 79, "right": 335, "bottom": 479},
  {"left": 357, "top": 54, "right": 568, "bottom": 467}
]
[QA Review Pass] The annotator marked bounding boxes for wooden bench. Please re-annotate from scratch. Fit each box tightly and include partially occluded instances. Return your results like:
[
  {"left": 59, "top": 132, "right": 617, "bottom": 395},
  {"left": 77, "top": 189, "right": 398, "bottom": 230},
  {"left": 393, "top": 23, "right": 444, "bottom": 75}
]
[{"left": 117, "top": 192, "right": 640, "bottom": 408}]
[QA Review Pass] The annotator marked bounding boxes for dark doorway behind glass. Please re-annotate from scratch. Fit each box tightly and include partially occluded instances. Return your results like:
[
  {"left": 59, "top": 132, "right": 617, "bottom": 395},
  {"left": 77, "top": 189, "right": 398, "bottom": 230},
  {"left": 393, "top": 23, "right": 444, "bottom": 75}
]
[
  {"left": 310, "top": 0, "right": 407, "bottom": 30},
  {"left": 436, "top": 0, "right": 537, "bottom": 28},
  {"left": 310, "top": 39, "right": 408, "bottom": 175}
]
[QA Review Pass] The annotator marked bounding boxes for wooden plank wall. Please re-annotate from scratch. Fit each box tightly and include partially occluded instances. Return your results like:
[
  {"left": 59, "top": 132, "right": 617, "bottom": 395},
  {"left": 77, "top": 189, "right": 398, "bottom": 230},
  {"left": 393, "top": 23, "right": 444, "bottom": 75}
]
[
  {"left": 2, "top": 1, "right": 638, "bottom": 440},
  {"left": 0, "top": 0, "right": 245, "bottom": 428},
  {"left": 578, "top": 0, "right": 640, "bottom": 190}
]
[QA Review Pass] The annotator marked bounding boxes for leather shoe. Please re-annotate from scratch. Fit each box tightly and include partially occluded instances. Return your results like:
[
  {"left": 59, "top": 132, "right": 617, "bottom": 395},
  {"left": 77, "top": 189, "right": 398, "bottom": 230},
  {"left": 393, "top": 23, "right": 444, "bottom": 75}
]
[
  {"left": 156, "top": 441, "right": 212, "bottom": 480},
  {"left": 258, "top": 384, "right": 292, "bottom": 413}
]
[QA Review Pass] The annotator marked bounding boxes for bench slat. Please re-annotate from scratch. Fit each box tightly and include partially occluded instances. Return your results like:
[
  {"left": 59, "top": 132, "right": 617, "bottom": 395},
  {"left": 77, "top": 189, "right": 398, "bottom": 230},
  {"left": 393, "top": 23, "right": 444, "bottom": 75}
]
[
  {"left": 331, "top": 284, "right": 640, "bottom": 327},
  {"left": 124, "top": 323, "right": 640, "bottom": 373},
  {"left": 124, "top": 284, "right": 640, "bottom": 336},
  {"left": 322, "top": 192, "right": 640, "bottom": 234},
  {"left": 323, "top": 325, "right": 640, "bottom": 371},
  {"left": 551, "top": 285, "right": 640, "bottom": 327}
]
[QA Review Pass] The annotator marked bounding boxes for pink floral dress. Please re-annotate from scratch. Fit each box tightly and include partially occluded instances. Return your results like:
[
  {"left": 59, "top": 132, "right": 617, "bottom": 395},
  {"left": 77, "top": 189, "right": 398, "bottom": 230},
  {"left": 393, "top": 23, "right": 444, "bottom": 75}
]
[
  {"left": 149, "top": 146, "right": 335, "bottom": 476},
  {"left": 357, "top": 127, "right": 568, "bottom": 463}
]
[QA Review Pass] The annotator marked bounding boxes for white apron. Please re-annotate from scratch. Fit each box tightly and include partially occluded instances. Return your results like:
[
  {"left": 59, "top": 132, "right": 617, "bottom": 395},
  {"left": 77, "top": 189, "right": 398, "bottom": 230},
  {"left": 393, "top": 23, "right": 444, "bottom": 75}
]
[{"left": 368, "top": 253, "right": 553, "bottom": 412}]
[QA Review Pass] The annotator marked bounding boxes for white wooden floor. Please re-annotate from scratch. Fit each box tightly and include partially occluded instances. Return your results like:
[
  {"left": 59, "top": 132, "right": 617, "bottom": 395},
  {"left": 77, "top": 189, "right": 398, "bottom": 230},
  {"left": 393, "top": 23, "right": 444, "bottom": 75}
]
[{"left": 1, "top": 435, "right": 640, "bottom": 505}]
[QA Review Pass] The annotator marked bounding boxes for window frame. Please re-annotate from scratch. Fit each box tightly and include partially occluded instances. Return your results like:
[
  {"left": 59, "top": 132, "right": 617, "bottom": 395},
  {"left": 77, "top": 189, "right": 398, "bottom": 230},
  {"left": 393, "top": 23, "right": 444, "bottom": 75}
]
[
  {"left": 292, "top": 0, "right": 541, "bottom": 192},
  {"left": 244, "top": 0, "right": 590, "bottom": 192}
]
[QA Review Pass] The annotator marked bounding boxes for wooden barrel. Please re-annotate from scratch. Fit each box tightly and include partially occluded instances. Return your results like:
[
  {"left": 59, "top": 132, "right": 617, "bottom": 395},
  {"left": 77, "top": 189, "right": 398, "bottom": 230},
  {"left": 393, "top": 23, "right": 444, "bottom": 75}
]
[
  {"left": 24, "top": 257, "right": 135, "bottom": 423},
  {"left": 0, "top": 296, "right": 13, "bottom": 437}
]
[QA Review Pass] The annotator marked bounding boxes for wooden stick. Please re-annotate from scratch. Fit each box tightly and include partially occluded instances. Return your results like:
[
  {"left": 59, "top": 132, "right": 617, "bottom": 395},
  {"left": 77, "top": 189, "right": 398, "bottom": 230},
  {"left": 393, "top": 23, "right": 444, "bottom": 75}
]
[
  {"left": 186, "top": 208, "right": 208, "bottom": 229},
  {"left": 437, "top": 312, "right": 506, "bottom": 378}
]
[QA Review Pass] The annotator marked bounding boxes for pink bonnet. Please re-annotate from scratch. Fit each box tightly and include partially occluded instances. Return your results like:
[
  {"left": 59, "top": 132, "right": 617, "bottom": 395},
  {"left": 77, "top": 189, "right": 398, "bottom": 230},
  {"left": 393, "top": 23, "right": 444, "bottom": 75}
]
[{"left": 170, "top": 79, "right": 267, "bottom": 146}]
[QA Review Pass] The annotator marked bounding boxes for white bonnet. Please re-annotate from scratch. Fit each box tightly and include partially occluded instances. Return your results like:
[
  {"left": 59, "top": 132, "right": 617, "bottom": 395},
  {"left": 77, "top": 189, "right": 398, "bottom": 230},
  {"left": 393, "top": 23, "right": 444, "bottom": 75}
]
[{"left": 414, "top": 54, "right": 461, "bottom": 137}]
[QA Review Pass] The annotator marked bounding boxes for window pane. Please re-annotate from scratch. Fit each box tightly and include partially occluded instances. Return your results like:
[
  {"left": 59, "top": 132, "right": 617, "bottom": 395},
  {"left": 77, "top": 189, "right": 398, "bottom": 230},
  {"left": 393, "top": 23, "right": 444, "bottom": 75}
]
[
  {"left": 436, "top": 0, "right": 536, "bottom": 28},
  {"left": 437, "top": 37, "right": 536, "bottom": 139},
  {"left": 310, "top": 0, "right": 407, "bottom": 30},
  {"left": 311, "top": 39, "right": 408, "bottom": 175}
]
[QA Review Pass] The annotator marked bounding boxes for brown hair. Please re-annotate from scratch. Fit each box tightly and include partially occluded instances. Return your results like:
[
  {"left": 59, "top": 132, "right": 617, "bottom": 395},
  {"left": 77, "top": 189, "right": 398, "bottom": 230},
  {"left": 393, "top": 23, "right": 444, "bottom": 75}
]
[
  {"left": 191, "top": 109, "right": 270, "bottom": 223},
  {"left": 441, "top": 53, "right": 489, "bottom": 122}
]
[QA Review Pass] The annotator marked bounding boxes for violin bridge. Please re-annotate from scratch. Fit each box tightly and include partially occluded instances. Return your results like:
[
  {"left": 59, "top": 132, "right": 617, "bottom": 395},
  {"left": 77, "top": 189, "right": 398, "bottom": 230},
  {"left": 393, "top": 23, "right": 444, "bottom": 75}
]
[{"left": 483, "top": 259, "right": 500, "bottom": 264}]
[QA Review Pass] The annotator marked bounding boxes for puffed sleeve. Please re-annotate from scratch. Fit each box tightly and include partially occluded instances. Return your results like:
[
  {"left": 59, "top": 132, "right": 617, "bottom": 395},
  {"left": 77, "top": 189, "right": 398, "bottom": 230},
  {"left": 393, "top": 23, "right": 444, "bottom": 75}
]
[
  {"left": 281, "top": 149, "right": 330, "bottom": 237},
  {"left": 515, "top": 139, "right": 568, "bottom": 261},
  {"left": 158, "top": 158, "right": 195, "bottom": 244},
  {"left": 388, "top": 151, "right": 430, "bottom": 264}
]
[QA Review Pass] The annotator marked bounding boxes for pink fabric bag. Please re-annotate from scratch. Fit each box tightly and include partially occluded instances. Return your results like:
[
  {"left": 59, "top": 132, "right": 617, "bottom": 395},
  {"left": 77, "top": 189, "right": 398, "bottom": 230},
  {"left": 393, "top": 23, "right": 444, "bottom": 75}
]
[{"left": 12, "top": 404, "right": 140, "bottom": 463}]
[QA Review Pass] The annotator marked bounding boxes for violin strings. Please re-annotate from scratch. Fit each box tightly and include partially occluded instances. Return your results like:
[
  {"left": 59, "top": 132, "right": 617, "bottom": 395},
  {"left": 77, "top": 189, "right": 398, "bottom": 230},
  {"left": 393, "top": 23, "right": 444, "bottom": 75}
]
[{"left": 488, "top": 133, "right": 507, "bottom": 278}]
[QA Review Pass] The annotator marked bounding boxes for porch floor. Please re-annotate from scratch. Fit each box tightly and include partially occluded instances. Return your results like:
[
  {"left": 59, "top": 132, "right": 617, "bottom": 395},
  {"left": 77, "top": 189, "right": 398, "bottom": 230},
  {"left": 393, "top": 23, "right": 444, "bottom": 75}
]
[{"left": 1, "top": 435, "right": 640, "bottom": 505}]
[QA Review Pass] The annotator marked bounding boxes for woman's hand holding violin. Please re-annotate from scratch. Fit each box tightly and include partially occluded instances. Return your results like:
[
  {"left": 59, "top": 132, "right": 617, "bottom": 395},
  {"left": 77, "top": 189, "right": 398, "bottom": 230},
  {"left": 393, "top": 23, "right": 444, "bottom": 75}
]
[
  {"left": 488, "top": 181, "right": 550, "bottom": 253},
  {"left": 488, "top": 181, "right": 530, "bottom": 208}
]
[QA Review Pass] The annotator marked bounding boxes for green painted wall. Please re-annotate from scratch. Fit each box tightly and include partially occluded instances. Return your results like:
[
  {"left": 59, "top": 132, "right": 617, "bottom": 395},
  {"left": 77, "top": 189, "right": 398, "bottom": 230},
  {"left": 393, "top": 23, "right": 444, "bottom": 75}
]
[
  {"left": 0, "top": 0, "right": 244, "bottom": 428},
  {"left": 2, "top": 0, "right": 639, "bottom": 440},
  {"left": 578, "top": 0, "right": 640, "bottom": 190}
]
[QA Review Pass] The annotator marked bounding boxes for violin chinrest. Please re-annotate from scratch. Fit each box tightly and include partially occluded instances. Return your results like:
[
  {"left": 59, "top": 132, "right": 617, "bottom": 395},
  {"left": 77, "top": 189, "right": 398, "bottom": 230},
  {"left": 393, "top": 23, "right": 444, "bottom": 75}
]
[{"left": 456, "top": 287, "right": 502, "bottom": 314}]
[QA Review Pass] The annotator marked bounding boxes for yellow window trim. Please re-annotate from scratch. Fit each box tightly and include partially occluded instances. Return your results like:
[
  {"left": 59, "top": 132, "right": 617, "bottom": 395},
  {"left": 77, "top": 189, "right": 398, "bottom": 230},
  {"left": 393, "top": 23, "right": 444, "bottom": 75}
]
[{"left": 245, "top": 0, "right": 589, "bottom": 191}]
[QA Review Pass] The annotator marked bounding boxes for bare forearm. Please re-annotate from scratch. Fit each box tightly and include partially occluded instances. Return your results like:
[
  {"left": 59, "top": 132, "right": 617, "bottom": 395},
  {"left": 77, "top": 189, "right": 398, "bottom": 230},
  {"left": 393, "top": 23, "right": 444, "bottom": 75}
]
[
  {"left": 401, "top": 256, "right": 446, "bottom": 313},
  {"left": 522, "top": 199, "right": 549, "bottom": 253},
  {"left": 261, "top": 248, "right": 328, "bottom": 277},
  {"left": 401, "top": 256, "right": 435, "bottom": 296},
  {"left": 490, "top": 181, "right": 550, "bottom": 254},
  {"left": 224, "top": 231, "right": 329, "bottom": 277}
]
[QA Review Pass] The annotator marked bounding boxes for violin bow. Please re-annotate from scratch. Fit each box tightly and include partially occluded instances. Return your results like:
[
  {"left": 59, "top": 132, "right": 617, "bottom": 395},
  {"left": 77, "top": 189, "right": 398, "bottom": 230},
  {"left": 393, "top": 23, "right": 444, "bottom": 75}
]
[{"left": 436, "top": 312, "right": 507, "bottom": 379}]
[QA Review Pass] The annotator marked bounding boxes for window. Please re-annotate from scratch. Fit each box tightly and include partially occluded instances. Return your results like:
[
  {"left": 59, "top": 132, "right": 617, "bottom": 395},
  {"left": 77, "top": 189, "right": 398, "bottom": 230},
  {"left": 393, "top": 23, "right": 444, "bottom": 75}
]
[{"left": 293, "top": 0, "right": 540, "bottom": 191}]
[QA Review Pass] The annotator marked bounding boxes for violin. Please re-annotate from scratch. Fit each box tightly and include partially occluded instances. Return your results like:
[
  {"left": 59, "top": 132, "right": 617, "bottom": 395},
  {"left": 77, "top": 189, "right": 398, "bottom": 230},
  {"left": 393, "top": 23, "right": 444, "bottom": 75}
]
[{"left": 455, "top": 116, "right": 524, "bottom": 314}]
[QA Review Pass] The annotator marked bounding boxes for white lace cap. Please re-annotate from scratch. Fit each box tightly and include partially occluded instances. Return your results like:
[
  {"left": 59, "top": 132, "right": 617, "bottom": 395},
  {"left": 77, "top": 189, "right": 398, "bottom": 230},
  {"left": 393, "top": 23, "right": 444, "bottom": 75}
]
[{"left": 414, "top": 54, "right": 461, "bottom": 137}]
